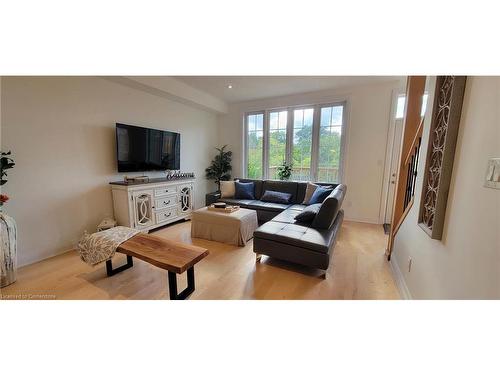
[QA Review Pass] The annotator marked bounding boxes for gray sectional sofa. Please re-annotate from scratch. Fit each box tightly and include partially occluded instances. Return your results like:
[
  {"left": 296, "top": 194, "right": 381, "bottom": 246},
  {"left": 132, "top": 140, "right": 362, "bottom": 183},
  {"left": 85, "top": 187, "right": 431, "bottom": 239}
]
[{"left": 217, "top": 179, "right": 346, "bottom": 273}]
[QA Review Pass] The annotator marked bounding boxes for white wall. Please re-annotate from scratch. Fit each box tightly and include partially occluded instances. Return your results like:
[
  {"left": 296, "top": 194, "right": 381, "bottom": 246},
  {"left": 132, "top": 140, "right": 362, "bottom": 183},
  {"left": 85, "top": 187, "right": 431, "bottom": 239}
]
[
  {"left": 125, "top": 76, "right": 229, "bottom": 114},
  {"left": 1, "top": 77, "right": 219, "bottom": 266},
  {"left": 392, "top": 76, "right": 500, "bottom": 299},
  {"left": 217, "top": 80, "right": 405, "bottom": 223}
]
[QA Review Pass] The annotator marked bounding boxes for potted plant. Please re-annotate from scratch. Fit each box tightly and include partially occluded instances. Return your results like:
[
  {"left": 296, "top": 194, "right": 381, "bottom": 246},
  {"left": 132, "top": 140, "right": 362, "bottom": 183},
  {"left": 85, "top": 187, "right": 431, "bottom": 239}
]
[
  {"left": 277, "top": 161, "right": 293, "bottom": 181},
  {"left": 205, "top": 145, "right": 232, "bottom": 191},
  {"left": 1, "top": 150, "right": 17, "bottom": 288}
]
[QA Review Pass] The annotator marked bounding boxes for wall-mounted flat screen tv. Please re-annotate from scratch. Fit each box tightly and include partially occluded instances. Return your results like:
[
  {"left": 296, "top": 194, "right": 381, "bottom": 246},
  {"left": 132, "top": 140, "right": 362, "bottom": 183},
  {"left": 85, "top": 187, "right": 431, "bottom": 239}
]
[{"left": 116, "top": 123, "right": 180, "bottom": 172}]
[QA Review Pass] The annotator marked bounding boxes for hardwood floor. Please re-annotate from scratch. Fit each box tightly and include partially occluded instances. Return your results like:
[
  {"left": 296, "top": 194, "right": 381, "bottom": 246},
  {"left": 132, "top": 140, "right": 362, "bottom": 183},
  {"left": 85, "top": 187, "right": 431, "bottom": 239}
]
[{"left": 0, "top": 220, "right": 400, "bottom": 300}]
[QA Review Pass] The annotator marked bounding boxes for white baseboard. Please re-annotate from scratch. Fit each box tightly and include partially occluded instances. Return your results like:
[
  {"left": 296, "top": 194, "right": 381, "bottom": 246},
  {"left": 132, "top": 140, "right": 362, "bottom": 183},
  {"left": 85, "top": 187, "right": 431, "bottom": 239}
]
[
  {"left": 344, "top": 216, "right": 381, "bottom": 225},
  {"left": 18, "top": 247, "right": 75, "bottom": 268},
  {"left": 389, "top": 257, "right": 412, "bottom": 300}
]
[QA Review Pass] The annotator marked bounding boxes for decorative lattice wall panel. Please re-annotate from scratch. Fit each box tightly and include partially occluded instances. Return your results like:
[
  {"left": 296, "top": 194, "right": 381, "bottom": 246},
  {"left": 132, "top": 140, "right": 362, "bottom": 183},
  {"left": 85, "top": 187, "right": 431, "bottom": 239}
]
[{"left": 418, "top": 76, "right": 467, "bottom": 240}]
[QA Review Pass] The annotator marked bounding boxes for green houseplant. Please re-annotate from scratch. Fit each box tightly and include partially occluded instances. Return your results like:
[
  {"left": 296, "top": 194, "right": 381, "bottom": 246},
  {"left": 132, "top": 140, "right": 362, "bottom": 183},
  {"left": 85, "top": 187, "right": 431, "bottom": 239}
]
[
  {"left": 0, "top": 150, "right": 17, "bottom": 288},
  {"left": 276, "top": 161, "right": 293, "bottom": 181},
  {"left": 1, "top": 151, "right": 15, "bottom": 209},
  {"left": 205, "top": 145, "right": 232, "bottom": 191},
  {"left": 1, "top": 151, "right": 15, "bottom": 187}
]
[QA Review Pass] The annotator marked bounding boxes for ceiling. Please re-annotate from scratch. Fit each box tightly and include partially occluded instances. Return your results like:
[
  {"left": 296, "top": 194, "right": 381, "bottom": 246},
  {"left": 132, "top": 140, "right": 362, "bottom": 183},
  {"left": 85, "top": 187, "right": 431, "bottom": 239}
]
[{"left": 175, "top": 76, "right": 403, "bottom": 103}]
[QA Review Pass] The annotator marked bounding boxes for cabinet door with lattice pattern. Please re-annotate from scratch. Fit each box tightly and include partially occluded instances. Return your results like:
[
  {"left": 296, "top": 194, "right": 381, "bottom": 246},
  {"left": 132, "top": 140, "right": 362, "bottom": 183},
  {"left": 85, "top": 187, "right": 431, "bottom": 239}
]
[
  {"left": 132, "top": 190, "right": 155, "bottom": 229},
  {"left": 178, "top": 183, "right": 194, "bottom": 214}
]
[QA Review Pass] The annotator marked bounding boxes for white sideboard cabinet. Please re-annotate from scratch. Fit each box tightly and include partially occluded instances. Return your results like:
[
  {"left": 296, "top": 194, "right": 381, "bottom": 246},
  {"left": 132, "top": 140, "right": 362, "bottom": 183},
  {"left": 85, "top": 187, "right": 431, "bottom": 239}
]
[{"left": 110, "top": 178, "right": 195, "bottom": 231}]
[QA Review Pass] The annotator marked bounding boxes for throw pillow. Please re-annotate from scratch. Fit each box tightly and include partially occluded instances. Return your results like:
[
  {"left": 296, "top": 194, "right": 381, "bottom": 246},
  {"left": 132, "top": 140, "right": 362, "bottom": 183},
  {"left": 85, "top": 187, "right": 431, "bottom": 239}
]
[
  {"left": 302, "top": 182, "right": 319, "bottom": 204},
  {"left": 261, "top": 190, "right": 292, "bottom": 204},
  {"left": 294, "top": 203, "right": 321, "bottom": 223},
  {"left": 307, "top": 186, "right": 333, "bottom": 205},
  {"left": 234, "top": 181, "right": 255, "bottom": 199},
  {"left": 220, "top": 180, "right": 235, "bottom": 198}
]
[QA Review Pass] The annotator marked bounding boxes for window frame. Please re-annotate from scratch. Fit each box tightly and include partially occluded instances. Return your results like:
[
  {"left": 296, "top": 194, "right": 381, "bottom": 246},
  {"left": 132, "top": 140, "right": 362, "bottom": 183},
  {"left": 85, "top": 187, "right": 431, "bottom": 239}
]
[
  {"left": 244, "top": 100, "right": 348, "bottom": 183},
  {"left": 316, "top": 102, "right": 348, "bottom": 183},
  {"left": 395, "top": 93, "right": 429, "bottom": 119},
  {"left": 243, "top": 110, "right": 265, "bottom": 180},
  {"left": 267, "top": 109, "right": 290, "bottom": 180},
  {"left": 290, "top": 105, "right": 316, "bottom": 181}
]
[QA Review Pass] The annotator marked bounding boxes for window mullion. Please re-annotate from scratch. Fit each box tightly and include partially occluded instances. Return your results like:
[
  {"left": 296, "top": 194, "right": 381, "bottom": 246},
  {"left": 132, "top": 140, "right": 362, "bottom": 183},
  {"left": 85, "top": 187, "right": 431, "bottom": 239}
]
[
  {"left": 244, "top": 114, "right": 248, "bottom": 178},
  {"left": 310, "top": 105, "right": 320, "bottom": 182},
  {"left": 285, "top": 107, "right": 293, "bottom": 166},
  {"left": 338, "top": 102, "right": 347, "bottom": 183}
]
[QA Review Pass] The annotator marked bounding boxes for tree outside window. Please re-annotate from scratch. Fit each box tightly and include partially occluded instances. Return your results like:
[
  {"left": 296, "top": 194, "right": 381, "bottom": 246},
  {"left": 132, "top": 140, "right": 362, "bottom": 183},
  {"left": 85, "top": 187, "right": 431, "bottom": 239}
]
[{"left": 245, "top": 102, "right": 345, "bottom": 183}]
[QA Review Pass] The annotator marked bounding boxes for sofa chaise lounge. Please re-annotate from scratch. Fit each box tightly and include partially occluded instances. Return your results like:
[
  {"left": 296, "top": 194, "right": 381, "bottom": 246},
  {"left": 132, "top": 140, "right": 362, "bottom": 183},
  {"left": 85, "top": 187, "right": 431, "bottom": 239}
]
[{"left": 216, "top": 179, "right": 346, "bottom": 274}]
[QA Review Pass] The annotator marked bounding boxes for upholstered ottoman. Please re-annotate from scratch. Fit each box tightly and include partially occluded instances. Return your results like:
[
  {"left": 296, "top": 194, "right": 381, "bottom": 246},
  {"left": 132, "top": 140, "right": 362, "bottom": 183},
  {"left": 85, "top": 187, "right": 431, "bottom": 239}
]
[{"left": 191, "top": 207, "right": 258, "bottom": 246}]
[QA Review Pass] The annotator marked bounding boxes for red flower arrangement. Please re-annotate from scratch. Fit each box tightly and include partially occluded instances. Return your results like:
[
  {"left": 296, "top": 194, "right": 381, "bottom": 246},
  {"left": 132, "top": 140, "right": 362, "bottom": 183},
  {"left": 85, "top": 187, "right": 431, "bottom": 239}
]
[{"left": 0, "top": 194, "right": 9, "bottom": 206}]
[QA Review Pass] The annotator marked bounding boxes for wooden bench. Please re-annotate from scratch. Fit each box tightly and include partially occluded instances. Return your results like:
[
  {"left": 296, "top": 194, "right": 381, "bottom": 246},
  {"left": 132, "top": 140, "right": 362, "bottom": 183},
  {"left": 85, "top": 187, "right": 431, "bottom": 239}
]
[{"left": 106, "top": 233, "right": 209, "bottom": 300}]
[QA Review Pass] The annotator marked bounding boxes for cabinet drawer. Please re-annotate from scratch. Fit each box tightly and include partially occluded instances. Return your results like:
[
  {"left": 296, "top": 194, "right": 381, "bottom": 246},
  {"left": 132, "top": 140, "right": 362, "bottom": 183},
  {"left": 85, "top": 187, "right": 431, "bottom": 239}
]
[
  {"left": 154, "top": 196, "right": 177, "bottom": 210},
  {"left": 155, "top": 208, "right": 177, "bottom": 224},
  {"left": 154, "top": 186, "right": 177, "bottom": 197}
]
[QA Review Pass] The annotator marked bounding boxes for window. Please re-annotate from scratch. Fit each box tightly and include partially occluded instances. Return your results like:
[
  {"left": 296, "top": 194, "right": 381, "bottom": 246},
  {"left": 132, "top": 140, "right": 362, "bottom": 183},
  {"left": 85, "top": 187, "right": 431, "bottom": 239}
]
[
  {"left": 268, "top": 110, "right": 288, "bottom": 179},
  {"left": 246, "top": 113, "right": 264, "bottom": 179},
  {"left": 318, "top": 105, "right": 343, "bottom": 182},
  {"left": 395, "top": 95, "right": 406, "bottom": 119},
  {"left": 245, "top": 102, "right": 346, "bottom": 183},
  {"left": 395, "top": 93, "right": 429, "bottom": 119},
  {"left": 292, "top": 108, "right": 314, "bottom": 181}
]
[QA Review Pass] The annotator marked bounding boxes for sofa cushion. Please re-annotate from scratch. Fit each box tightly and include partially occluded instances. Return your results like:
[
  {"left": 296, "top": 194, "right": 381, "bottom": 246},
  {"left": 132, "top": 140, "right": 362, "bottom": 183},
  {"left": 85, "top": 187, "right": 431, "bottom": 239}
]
[
  {"left": 311, "top": 184, "right": 347, "bottom": 229},
  {"left": 294, "top": 203, "right": 321, "bottom": 223},
  {"left": 236, "top": 178, "right": 263, "bottom": 199},
  {"left": 256, "top": 210, "right": 280, "bottom": 223},
  {"left": 296, "top": 182, "right": 337, "bottom": 203},
  {"left": 262, "top": 180, "right": 299, "bottom": 203},
  {"left": 301, "top": 182, "right": 318, "bottom": 204},
  {"left": 302, "top": 182, "right": 336, "bottom": 204},
  {"left": 287, "top": 204, "right": 307, "bottom": 211},
  {"left": 220, "top": 180, "right": 235, "bottom": 198},
  {"left": 296, "top": 182, "right": 308, "bottom": 204},
  {"left": 261, "top": 190, "right": 292, "bottom": 204},
  {"left": 308, "top": 186, "right": 333, "bottom": 204},
  {"left": 270, "top": 208, "right": 306, "bottom": 224},
  {"left": 254, "top": 221, "right": 336, "bottom": 254},
  {"left": 246, "top": 200, "right": 291, "bottom": 212},
  {"left": 234, "top": 181, "right": 255, "bottom": 199}
]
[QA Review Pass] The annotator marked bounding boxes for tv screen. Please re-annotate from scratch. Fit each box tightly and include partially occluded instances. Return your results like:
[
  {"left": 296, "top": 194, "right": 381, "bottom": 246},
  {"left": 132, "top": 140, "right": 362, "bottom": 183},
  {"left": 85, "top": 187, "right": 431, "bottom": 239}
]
[{"left": 116, "top": 123, "right": 180, "bottom": 172}]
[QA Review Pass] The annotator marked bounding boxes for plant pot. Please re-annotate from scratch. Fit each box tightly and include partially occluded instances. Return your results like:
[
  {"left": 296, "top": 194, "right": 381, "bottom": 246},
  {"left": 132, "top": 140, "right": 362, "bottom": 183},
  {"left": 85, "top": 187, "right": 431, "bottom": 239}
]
[{"left": 0, "top": 211, "right": 17, "bottom": 288}]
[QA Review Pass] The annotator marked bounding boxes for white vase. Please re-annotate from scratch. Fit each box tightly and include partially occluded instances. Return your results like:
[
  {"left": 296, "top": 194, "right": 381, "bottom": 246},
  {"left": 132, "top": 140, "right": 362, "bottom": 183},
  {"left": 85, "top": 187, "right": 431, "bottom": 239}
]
[{"left": 0, "top": 211, "right": 17, "bottom": 288}]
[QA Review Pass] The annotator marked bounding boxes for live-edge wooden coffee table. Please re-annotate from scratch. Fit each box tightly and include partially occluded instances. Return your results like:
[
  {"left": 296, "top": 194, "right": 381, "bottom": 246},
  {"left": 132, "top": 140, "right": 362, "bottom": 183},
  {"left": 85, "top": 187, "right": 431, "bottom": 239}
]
[{"left": 105, "top": 233, "right": 209, "bottom": 300}]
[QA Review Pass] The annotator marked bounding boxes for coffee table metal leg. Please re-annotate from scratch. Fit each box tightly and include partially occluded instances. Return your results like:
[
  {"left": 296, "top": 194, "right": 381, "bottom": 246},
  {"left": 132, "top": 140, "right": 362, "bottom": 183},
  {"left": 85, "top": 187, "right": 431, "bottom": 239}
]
[
  {"left": 168, "top": 266, "right": 195, "bottom": 300},
  {"left": 106, "top": 255, "right": 133, "bottom": 276}
]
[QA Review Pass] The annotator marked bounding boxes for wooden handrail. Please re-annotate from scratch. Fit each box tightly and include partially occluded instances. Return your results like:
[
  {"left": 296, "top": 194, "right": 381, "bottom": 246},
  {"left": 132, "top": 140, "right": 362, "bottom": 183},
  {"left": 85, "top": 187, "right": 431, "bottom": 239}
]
[{"left": 387, "top": 76, "right": 427, "bottom": 259}]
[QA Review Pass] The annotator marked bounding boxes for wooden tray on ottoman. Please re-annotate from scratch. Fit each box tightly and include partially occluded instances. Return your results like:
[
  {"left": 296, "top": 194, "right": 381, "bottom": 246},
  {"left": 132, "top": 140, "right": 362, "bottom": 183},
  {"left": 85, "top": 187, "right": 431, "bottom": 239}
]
[{"left": 207, "top": 204, "right": 240, "bottom": 213}]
